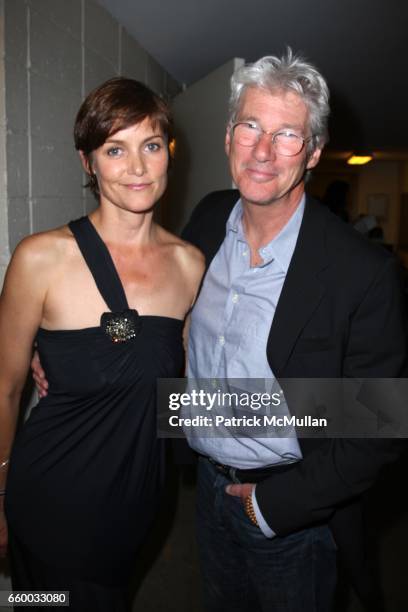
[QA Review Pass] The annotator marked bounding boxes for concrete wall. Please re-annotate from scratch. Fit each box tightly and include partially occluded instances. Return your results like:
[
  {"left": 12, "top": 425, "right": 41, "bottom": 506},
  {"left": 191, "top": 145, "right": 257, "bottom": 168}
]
[
  {"left": 1, "top": 0, "right": 181, "bottom": 270},
  {"left": 0, "top": 0, "right": 10, "bottom": 595},
  {"left": 0, "top": 0, "right": 8, "bottom": 287}
]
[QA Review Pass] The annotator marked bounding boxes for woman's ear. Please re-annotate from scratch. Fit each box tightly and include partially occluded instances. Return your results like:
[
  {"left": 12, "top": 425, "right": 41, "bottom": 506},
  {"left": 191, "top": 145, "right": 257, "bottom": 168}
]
[{"left": 79, "top": 151, "right": 92, "bottom": 175}]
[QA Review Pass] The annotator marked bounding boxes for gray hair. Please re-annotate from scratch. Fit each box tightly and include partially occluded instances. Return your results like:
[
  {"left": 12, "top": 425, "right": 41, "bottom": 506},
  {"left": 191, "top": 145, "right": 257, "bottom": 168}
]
[{"left": 229, "top": 49, "right": 330, "bottom": 150}]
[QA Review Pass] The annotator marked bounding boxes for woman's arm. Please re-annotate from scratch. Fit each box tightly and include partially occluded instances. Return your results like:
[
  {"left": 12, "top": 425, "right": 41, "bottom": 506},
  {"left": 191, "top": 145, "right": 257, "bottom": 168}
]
[
  {"left": 180, "top": 243, "right": 204, "bottom": 371},
  {"left": 0, "top": 237, "right": 49, "bottom": 556}
]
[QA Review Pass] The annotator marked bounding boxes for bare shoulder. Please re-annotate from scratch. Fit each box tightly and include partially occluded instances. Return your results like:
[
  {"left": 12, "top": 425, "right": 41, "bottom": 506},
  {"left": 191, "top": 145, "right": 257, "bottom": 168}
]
[
  {"left": 175, "top": 239, "right": 205, "bottom": 277},
  {"left": 5, "top": 225, "right": 74, "bottom": 283},
  {"left": 157, "top": 226, "right": 205, "bottom": 277},
  {"left": 14, "top": 225, "right": 72, "bottom": 258}
]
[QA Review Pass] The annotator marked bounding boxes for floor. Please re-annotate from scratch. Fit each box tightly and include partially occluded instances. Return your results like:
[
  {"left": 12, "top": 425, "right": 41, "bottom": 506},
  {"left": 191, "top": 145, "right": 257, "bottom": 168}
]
[
  {"left": 130, "top": 466, "right": 204, "bottom": 612},
  {"left": 1, "top": 457, "right": 407, "bottom": 612},
  {"left": 130, "top": 455, "right": 408, "bottom": 612}
]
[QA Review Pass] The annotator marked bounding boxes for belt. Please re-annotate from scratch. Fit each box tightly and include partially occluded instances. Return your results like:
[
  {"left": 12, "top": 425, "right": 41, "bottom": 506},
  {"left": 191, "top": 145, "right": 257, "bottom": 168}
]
[{"left": 206, "top": 456, "right": 297, "bottom": 484}]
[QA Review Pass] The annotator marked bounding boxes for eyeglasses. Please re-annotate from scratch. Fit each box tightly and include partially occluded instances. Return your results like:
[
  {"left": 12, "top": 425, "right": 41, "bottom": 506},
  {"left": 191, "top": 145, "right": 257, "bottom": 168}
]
[{"left": 231, "top": 122, "right": 312, "bottom": 156}]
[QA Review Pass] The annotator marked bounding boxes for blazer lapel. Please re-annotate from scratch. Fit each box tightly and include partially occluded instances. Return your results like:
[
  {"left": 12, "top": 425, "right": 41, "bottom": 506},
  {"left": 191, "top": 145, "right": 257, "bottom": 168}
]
[{"left": 267, "top": 197, "right": 329, "bottom": 375}]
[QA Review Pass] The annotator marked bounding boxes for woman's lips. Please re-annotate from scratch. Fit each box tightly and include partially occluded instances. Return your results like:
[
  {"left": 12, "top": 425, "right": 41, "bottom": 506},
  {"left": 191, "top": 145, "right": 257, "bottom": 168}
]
[{"left": 122, "top": 182, "right": 152, "bottom": 190}]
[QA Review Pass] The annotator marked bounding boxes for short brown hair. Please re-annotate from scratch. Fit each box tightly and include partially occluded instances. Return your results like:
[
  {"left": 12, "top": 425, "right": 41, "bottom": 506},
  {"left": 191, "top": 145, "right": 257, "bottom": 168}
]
[{"left": 74, "top": 77, "right": 173, "bottom": 197}]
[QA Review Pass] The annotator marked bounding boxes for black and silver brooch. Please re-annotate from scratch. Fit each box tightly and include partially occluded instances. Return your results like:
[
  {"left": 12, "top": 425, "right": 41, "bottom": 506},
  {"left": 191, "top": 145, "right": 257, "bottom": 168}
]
[{"left": 100, "top": 309, "right": 141, "bottom": 343}]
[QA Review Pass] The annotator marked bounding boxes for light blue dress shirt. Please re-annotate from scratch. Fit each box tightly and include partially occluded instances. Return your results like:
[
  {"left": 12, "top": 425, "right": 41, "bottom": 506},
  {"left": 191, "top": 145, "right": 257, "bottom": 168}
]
[{"left": 187, "top": 195, "right": 305, "bottom": 537}]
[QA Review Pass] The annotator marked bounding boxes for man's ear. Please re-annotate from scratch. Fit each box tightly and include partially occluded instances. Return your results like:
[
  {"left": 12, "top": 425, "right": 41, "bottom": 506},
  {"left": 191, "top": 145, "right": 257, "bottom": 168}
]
[
  {"left": 225, "top": 126, "right": 231, "bottom": 157},
  {"left": 79, "top": 151, "right": 92, "bottom": 175},
  {"left": 306, "top": 146, "right": 323, "bottom": 170}
]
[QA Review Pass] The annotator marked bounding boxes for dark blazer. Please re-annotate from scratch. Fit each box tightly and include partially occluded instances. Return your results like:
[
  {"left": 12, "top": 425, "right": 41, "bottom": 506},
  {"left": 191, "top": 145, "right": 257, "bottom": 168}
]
[{"left": 182, "top": 189, "right": 407, "bottom": 608}]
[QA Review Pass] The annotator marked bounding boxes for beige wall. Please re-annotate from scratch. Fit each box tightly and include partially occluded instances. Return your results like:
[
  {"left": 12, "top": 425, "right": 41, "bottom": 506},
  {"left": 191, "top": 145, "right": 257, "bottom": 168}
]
[{"left": 166, "top": 58, "right": 244, "bottom": 234}]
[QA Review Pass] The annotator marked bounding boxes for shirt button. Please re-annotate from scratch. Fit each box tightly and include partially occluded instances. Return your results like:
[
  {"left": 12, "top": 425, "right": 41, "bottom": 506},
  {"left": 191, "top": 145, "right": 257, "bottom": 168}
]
[
  {"left": 242, "top": 250, "right": 248, "bottom": 257},
  {"left": 219, "top": 335, "right": 225, "bottom": 346},
  {"left": 232, "top": 292, "right": 239, "bottom": 303}
]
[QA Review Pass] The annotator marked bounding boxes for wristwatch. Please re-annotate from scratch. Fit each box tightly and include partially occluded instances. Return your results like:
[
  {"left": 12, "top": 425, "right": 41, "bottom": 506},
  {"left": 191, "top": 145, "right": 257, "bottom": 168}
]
[{"left": 244, "top": 493, "right": 259, "bottom": 527}]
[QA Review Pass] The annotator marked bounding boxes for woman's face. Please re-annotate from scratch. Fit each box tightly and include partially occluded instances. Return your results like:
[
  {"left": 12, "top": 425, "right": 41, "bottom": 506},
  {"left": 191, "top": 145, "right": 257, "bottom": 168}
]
[{"left": 82, "top": 118, "right": 169, "bottom": 214}]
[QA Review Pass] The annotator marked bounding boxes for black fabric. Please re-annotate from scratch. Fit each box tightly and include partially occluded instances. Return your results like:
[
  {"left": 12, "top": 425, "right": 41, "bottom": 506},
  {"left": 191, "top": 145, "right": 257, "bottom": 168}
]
[
  {"left": 8, "top": 529, "right": 129, "bottom": 612},
  {"left": 206, "top": 456, "right": 296, "bottom": 483},
  {"left": 181, "top": 189, "right": 407, "bottom": 610},
  {"left": 6, "top": 217, "right": 184, "bottom": 587},
  {"left": 181, "top": 189, "right": 240, "bottom": 269},
  {"left": 68, "top": 217, "right": 129, "bottom": 313}
]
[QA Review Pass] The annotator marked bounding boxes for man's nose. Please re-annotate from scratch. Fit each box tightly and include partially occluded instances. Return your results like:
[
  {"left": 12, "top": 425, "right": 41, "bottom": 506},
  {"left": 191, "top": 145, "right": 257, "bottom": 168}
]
[{"left": 252, "top": 133, "right": 276, "bottom": 162}]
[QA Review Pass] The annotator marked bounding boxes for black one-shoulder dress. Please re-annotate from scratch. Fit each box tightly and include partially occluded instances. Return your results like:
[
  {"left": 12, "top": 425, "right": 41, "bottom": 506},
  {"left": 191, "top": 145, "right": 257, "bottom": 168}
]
[{"left": 5, "top": 217, "right": 184, "bottom": 610}]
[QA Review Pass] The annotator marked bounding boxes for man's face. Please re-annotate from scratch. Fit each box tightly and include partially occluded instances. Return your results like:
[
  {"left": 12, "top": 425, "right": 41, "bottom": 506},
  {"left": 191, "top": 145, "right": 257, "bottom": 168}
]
[{"left": 225, "top": 87, "right": 322, "bottom": 208}]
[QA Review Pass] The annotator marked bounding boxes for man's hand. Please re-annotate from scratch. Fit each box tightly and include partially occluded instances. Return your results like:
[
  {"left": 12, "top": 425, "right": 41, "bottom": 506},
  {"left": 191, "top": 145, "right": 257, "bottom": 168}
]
[
  {"left": 31, "top": 350, "right": 48, "bottom": 398},
  {"left": 226, "top": 483, "right": 260, "bottom": 527},
  {"left": 225, "top": 483, "right": 255, "bottom": 499}
]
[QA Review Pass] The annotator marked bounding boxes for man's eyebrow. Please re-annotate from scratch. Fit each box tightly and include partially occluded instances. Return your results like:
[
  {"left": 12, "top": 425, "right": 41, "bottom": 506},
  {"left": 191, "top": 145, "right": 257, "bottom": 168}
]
[
  {"left": 236, "top": 115, "right": 258, "bottom": 123},
  {"left": 236, "top": 117, "right": 304, "bottom": 132}
]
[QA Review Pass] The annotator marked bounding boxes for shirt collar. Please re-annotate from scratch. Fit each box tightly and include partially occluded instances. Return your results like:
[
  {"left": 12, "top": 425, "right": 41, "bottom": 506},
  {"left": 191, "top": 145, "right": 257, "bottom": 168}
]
[
  {"left": 226, "top": 198, "right": 245, "bottom": 239},
  {"left": 226, "top": 195, "right": 305, "bottom": 273}
]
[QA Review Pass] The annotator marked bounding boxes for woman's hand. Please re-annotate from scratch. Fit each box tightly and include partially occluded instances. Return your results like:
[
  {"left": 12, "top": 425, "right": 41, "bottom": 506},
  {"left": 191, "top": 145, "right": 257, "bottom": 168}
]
[{"left": 31, "top": 351, "right": 48, "bottom": 398}]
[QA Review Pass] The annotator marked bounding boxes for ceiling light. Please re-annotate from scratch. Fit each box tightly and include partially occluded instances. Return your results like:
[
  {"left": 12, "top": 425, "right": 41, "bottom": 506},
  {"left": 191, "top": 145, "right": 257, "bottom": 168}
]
[{"left": 347, "top": 154, "right": 373, "bottom": 165}]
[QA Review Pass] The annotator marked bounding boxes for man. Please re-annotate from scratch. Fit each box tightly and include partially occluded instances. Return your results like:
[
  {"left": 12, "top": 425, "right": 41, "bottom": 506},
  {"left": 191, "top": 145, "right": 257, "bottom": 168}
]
[
  {"left": 181, "top": 51, "right": 406, "bottom": 611},
  {"left": 33, "top": 51, "right": 406, "bottom": 611}
]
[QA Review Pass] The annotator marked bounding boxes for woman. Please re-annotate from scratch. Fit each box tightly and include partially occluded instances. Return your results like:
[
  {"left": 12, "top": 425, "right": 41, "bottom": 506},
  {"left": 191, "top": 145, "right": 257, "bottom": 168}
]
[{"left": 0, "top": 77, "right": 204, "bottom": 610}]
